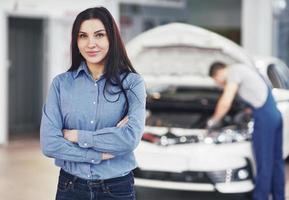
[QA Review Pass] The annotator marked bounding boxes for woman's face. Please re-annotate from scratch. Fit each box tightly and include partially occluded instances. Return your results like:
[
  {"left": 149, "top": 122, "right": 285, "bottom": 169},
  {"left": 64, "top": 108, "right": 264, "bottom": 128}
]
[{"left": 77, "top": 19, "right": 109, "bottom": 67}]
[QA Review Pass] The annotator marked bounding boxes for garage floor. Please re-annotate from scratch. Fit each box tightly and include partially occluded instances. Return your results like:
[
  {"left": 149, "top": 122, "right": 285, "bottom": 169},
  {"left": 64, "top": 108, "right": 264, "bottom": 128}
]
[{"left": 0, "top": 139, "right": 288, "bottom": 200}]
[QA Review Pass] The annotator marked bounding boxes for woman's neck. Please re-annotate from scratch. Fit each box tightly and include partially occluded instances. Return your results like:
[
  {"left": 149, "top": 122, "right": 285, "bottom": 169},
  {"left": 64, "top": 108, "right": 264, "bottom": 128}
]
[{"left": 86, "top": 62, "right": 104, "bottom": 80}]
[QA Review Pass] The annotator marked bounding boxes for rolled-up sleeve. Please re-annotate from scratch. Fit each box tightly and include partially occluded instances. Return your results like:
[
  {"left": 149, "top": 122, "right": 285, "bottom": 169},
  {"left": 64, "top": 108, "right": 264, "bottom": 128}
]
[
  {"left": 40, "top": 77, "right": 102, "bottom": 164},
  {"left": 77, "top": 77, "right": 146, "bottom": 155}
]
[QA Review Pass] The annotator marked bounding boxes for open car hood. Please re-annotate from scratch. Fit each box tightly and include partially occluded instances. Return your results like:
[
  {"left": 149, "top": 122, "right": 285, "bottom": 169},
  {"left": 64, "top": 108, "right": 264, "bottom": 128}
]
[{"left": 126, "top": 23, "right": 255, "bottom": 77}]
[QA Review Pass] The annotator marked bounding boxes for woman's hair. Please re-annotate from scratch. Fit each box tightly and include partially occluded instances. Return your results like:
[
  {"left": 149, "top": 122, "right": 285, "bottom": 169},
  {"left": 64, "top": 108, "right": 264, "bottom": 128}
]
[{"left": 68, "top": 7, "right": 138, "bottom": 117}]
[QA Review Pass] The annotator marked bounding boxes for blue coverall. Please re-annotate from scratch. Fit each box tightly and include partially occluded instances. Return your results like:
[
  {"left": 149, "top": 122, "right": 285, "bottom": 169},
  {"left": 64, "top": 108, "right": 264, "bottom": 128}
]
[{"left": 251, "top": 88, "right": 285, "bottom": 200}]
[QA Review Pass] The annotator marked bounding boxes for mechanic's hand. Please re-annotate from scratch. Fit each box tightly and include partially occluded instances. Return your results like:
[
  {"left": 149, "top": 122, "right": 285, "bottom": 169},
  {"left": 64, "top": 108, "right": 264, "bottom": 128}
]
[
  {"left": 117, "top": 116, "right": 129, "bottom": 128},
  {"left": 101, "top": 153, "right": 115, "bottom": 160},
  {"left": 206, "top": 118, "right": 221, "bottom": 130}
]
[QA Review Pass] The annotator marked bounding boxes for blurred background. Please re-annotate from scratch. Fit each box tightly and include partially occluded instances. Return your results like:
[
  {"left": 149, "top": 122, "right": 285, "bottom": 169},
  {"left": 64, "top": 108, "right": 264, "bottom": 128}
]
[{"left": 0, "top": 0, "right": 289, "bottom": 199}]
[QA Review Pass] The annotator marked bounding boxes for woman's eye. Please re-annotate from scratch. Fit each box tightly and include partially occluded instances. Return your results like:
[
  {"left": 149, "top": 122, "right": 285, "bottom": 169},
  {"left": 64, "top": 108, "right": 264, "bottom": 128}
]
[
  {"left": 95, "top": 33, "right": 104, "bottom": 38},
  {"left": 79, "top": 34, "right": 87, "bottom": 38}
]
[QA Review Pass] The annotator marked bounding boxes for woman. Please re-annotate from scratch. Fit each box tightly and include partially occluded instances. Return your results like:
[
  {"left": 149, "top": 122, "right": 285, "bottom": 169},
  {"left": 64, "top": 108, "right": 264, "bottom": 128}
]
[{"left": 40, "top": 7, "right": 146, "bottom": 200}]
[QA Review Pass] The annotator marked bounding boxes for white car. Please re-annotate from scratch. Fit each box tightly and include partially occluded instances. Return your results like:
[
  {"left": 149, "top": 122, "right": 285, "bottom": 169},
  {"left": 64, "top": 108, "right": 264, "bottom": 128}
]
[{"left": 126, "top": 23, "right": 289, "bottom": 194}]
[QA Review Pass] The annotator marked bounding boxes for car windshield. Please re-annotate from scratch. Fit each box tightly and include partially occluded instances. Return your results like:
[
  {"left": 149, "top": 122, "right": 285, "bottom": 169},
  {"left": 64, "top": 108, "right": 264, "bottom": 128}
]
[
  {"left": 132, "top": 46, "right": 237, "bottom": 76},
  {"left": 146, "top": 85, "right": 249, "bottom": 129}
]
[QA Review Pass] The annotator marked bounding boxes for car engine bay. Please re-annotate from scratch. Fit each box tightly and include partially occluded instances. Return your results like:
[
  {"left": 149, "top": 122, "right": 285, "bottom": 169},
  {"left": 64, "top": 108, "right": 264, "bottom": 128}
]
[{"left": 144, "top": 85, "right": 254, "bottom": 145}]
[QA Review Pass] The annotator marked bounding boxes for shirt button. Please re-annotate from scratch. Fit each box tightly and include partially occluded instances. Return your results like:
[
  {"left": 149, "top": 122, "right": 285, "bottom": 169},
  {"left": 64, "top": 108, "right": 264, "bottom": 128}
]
[
  {"left": 91, "top": 159, "right": 95, "bottom": 163},
  {"left": 84, "top": 143, "right": 88, "bottom": 146},
  {"left": 94, "top": 83, "right": 97, "bottom": 86},
  {"left": 90, "top": 120, "right": 94, "bottom": 124},
  {"left": 87, "top": 174, "right": 91, "bottom": 178},
  {"left": 93, "top": 101, "right": 96, "bottom": 104}
]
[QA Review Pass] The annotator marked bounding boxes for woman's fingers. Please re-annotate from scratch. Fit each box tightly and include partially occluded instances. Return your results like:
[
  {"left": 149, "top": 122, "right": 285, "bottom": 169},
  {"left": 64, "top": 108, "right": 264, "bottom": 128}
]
[
  {"left": 117, "top": 118, "right": 128, "bottom": 127},
  {"left": 117, "top": 116, "right": 129, "bottom": 127},
  {"left": 118, "top": 116, "right": 128, "bottom": 124},
  {"left": 102, "top": 153, "right": 115, "bottom": 160},
  {"left": 62, "top": 129, "right": 78, "bottom": 143}
]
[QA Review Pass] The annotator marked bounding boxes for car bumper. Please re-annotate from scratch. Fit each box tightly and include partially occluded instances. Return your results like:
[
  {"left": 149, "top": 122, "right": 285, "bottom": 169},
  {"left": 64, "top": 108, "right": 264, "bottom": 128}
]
[
  {"left": 135, "top": 141, "right": 254, "bottom": 172},
  {"left": 133, "top": 157, "right": 254, "bottom": 194},
  {"left": 135, "top": 178, "right": 254, "bottom": 193}
]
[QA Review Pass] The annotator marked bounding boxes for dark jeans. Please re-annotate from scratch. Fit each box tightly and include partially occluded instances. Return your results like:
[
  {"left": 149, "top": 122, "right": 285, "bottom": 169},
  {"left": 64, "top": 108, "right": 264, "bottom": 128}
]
[{"left": 56, "top": 169, "right": 136, "bottom": 200}]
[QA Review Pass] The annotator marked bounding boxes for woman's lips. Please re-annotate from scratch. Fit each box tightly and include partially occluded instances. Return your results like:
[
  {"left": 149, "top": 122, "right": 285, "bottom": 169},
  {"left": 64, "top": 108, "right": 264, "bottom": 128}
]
[{"left": 86, "top": 51, "right": 100, "bottom": 57}]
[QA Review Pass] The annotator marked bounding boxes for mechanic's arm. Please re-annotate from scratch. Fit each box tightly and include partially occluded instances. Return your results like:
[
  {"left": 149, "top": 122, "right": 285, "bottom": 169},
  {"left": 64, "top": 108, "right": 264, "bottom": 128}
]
[
  {"left": 40, "top": 77, "right": 111, "bottom": 164},
  {"left": 212, "top": 83, "right": 239, "bottom": 121},
  {"left": 64, "top": 78, "right": 146, "bottom": 156}
]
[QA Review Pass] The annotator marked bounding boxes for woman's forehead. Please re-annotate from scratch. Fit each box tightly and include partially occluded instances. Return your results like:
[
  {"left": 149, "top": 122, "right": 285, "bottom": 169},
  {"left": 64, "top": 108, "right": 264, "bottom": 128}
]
[{"left": 79, "top": 19, "right": 106, "bottom": 32}]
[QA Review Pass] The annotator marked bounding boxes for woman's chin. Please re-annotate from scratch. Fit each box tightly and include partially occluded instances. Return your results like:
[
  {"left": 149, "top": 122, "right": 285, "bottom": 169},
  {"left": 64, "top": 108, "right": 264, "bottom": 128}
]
[{"left": 85, "top": 57, "right": 105, "bottom": 66}]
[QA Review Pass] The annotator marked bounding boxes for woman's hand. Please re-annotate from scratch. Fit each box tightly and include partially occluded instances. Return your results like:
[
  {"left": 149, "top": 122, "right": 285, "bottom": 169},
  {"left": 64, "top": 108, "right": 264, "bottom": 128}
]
[
  {"left": 101, "top": 153, "right": 115, "bottom": 160},
  {"left": 63, "top": 129, "right": 114, "bottom": 161},
  {"left": 63, "top": 129, "right": 78, "bottom": 143},
  {"left": 116, "top": 116, "right": 129, "bottom": 127},
  {"left": 63, "top": 116, "right": 129, "bottom": 142},
  {"left": 63, "top": 117, "right": 127, "bottom": 160},
  {"left": 102, "top": 116, "right": 128, "bottom": 161}
]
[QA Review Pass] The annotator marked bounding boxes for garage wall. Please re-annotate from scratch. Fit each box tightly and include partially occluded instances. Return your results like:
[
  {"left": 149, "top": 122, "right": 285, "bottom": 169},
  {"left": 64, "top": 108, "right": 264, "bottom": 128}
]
[
  {"left": 242, "top": 0, "right": 273, "bottom": 56},
  {"left": 187, "top": 0, "right": 241, "bottom": 28},
  {"left": 0, "top": 8, "right": 8, "bottom": 145}
]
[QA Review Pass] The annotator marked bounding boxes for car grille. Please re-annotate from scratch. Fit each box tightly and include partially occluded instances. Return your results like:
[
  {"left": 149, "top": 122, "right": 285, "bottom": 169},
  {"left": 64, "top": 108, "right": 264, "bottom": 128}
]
[
  {"left": 133, "top": 161, "right": 253, "bottom": 184},
  {"left": 133, "top": 168, "right": 212, "bottom": 183}
]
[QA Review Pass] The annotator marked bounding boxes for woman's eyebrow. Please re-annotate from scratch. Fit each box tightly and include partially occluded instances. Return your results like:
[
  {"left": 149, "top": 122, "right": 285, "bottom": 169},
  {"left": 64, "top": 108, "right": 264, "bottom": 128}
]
[
  {"left": 79, "top": 29, "right": 106, "bottom": 34},
  {"left": 94, "top": 29, "right": 106, "bottom": 33}
]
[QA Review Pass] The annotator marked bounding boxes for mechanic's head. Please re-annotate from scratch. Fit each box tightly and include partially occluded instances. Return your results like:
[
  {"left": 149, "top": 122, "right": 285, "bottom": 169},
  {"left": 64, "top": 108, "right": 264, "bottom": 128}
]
[{"left": 209, "top": 62, "right": 228, "bottom": 87}]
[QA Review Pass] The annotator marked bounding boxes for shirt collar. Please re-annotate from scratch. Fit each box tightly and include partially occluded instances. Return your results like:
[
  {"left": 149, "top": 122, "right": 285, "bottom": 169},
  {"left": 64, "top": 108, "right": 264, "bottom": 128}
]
[
  {"left": 73, "top": 61, "right": 88, "bottom": 79},
  {"left": 73, "top": 61, "right": 104, "bottom": 80}
]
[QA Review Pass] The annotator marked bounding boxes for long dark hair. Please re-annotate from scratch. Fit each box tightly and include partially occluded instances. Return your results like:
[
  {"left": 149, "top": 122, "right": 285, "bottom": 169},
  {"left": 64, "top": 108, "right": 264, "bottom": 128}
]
[{"left": 68, "top": 7, "right": 137, "bottom": 117}]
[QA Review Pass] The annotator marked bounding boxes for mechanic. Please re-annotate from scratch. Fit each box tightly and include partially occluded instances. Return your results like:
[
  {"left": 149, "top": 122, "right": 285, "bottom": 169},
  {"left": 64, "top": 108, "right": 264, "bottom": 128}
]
[{"left": 207, "top": 61, "right": 284, "bottom": 200}]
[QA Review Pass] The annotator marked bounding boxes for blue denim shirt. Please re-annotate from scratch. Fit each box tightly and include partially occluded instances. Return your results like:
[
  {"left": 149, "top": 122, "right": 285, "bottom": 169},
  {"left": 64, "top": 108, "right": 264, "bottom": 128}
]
[{"left": 40, "top": 62, "right": 146, "bottom": 180}]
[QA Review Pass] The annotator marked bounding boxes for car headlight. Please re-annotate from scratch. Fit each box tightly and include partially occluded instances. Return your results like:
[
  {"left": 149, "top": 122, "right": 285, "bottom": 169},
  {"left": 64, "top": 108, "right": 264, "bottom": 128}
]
[{"left": 204, "top": 121, "right": 254, "bottom": 144}]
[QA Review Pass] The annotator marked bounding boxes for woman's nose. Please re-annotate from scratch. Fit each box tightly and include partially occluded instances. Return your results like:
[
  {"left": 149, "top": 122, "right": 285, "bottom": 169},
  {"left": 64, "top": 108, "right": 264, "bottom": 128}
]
[{"left": 87, "top": 37, "right": 97, "bottom": 48}]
